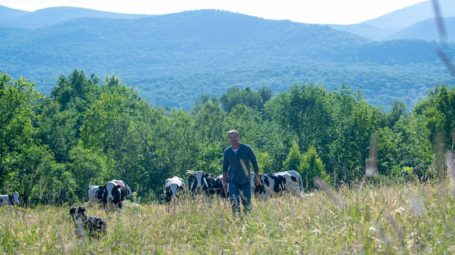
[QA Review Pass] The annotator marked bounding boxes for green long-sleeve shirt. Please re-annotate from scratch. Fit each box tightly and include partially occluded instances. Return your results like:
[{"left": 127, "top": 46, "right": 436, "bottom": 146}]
[{"left": 222, "top": 143, "right": 259, "bottom": 185}]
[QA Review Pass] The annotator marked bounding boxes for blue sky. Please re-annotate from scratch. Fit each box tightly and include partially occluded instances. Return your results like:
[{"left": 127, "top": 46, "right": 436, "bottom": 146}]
[{"left": 0, "top": 0, "right": 427, "bottom": 24}]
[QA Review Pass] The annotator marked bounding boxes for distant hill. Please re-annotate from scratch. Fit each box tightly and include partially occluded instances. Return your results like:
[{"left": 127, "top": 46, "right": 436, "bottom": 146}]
[
  {"left": 0, "top": 9, "right": 453, "bottom": 109},
  {"left": 332, "top": 0, "right": 455, "bottom": 40},
  {"left": 0, "top": 5, "right": 27, "bottom": 24},
  {"left": 0, "top": 6, "right": 147, "bottom": 29},
  {"left": 390, "top": 17, "right": 455, "bottom": 42}
]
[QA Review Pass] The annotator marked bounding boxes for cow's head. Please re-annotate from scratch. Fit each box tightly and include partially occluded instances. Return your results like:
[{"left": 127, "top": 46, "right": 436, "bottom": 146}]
[
  {"left": 105, "top": 181, "right": 118, "bottom": 202},
  {"left": 97, "top": 186, "right": 107, "bottom": 202},
  {"left": 165, "top": 185, "right": 185, "bottom": 202},
  {"left": 111, "top": 185, "right": 126, "bottom": 204},
  {"left": 165, "top": 177, "right": 185, "bottom": 202},
  {"left": 251, "top": 173, "right": 265, "bottom": 192},
  {"left": 125, "top": 184, "right": 133, "bottom": 200},
  {"left": 251, "top": 174, "right": 273, "bottom": 198},
  {"left": 9, "top": 192, "right": 20, "bottom": 205},
  {"left": 187, "top": 171, "right": 210, "bottom": 194}
]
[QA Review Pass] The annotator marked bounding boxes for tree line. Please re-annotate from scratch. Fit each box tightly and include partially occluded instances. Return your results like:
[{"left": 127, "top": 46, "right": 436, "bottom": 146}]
[{"left": 1, "top": 70, "right": 454, "bottom": 205}]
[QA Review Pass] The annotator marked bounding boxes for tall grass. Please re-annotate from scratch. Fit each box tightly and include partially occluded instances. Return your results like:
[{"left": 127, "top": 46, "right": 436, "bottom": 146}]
[{"left": 1, "top": 181, "right": 454, "bottom": 254}]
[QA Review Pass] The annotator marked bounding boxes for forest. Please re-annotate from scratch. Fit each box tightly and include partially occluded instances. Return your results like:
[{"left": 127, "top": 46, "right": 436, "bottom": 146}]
[{"left": 1, "top": 70, "right": 454, "bottom": 204}]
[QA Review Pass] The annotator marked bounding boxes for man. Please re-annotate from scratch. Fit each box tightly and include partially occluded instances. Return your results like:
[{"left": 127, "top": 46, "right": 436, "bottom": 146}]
[{"left": 222, "top": 130, "right": 260, "bottom": 215}]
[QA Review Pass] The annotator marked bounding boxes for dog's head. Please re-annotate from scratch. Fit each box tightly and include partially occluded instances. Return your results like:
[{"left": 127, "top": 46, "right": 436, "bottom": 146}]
[{"left": 69, "top": 206, "right": 88, "bottom": 223}]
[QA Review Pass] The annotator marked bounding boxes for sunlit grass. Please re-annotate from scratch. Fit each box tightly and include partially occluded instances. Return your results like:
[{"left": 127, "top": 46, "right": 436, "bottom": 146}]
[{"left": 1, "top": 181, "right": 454, "bottom": 254}]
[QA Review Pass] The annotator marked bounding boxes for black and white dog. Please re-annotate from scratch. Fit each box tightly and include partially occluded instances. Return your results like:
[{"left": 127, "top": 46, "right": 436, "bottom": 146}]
[
  {"left": 69, "top": 206, "right": 107, "bottom": 239},
  {"left": 0, "top": 192, "right": 20, "bottom": 206}
]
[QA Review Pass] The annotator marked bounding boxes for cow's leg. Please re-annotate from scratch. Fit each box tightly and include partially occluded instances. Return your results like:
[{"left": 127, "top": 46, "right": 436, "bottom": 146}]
[{"left": 115, "top": 202, "right": 122, "bottom": 214}]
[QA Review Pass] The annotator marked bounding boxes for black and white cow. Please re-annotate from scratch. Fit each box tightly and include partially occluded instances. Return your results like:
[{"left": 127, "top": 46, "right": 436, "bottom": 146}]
[
  {"left": 87, "top": 185, "right": 106, "bottom": 207},
  {"left": 165, "top": 176, "right": 185, "bottom": 202},
  {"left": 99, "top": 179, "right": 133, "bottom": 212},
  {"left": 69, "top": 206, "right": 107, "bottom": 239},
  {"left": 187, "top": 171, "right": 228, "bottom": 198},
  {"left": 251, "top": 170, "right": 303, "bottom": 199},
  {"left": 206, "top": 174, "right": 229, "bottom": 198},
  {"left": 0, "top": 192, "right": 20, "bottom": 206}
]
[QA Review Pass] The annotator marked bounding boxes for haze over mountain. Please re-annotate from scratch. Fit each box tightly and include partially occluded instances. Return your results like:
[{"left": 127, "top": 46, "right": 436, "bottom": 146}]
[
  {"left": 0, "top": 5, "right": 147, "bottom": 29},
  {"left": 390, "top": 17, "right": 455, "bottom": 41},
  {"left": 0, "top": 5, "right": 454, "bottom": 109},
  {"left": 332, "top": 0, "right": 455, "bottom": 40}
]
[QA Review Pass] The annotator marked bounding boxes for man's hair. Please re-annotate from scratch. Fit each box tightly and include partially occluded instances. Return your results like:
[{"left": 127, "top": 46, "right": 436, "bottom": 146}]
[{"left": 227, "top": 129, "right": 240, "bottom": 137}]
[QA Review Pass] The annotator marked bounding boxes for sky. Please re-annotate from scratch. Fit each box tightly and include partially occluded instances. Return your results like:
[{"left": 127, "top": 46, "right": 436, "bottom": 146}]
[{"left": 0, "top": 0, "right": 428, "bottom": 25}]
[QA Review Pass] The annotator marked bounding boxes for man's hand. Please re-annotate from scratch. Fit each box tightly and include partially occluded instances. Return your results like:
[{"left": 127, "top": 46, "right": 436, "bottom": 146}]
[
  {"left": 254, "top": 173, "right": 261, "bottom": 186},
  {"left": 222, "top": 173, "right": 228, "bottom": 191}
]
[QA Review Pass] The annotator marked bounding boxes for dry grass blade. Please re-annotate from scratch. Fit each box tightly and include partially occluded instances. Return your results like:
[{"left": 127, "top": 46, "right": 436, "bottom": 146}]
[
  {"left": 432, "top": 0, "right": 447, "bottom": 42},
  {"left": 446, "top": 151, "right": 455, "bottom": 196},
  {"left": 314, "top": 177, "right": 345, "bottom": 208},
  {"left": 366, "top": 133, "right": 378, "bottom": 177},
  {"left": 432, "top": 0, "right": 455, "bottom": 77}
]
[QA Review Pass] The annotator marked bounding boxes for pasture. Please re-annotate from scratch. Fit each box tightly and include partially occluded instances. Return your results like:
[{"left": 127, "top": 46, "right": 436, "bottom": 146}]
[{"left": 1, "top": 181, "right": 454, "bottom": 254}]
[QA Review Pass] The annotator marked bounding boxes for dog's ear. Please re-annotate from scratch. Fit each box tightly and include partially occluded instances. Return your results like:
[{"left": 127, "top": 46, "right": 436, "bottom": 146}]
[
  {"left": 69, "top": 207, "right": 76, "bottom": 215},
  {"left": 77, "top": 207, "right": 86, "bottom": 214}
]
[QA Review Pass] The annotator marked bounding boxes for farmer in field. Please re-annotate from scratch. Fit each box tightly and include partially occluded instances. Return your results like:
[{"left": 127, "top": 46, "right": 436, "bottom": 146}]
[{"left": 222, "top": 129, "right": 260, "bottom": 215}]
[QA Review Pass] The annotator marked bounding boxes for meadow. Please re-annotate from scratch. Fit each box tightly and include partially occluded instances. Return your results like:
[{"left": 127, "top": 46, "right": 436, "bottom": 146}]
[{"left": 1, "top": 181, "right": 454, "bottom": 254}]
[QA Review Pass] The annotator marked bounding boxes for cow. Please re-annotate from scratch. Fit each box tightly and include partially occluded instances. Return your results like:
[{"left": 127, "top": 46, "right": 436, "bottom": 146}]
[
  {"left": 206, "top": 174, "right": 229, "bottom": 198},
  {"left": 99, "top": 179, "right": 133, "bottom": 212},
  {"left": 187, "top": 171, "right": 228, "bottom": 198},
  {"left": 251, "top": 170, "right": 303, "bottom": 200},
  {"left": 187, "top": 171, "right": 210, "bottom": 195},
  {"left": 87, "top": 185, "right": 106, "bottom": 207},
  {"left": 69, "top": 206, "right": 107, "bottom": 239},
  {"left": 0, "top": 192, "right": 20, "bottom": 206},
  {"left": 165, "top": 176, "right": 185, "bottom": 203}
]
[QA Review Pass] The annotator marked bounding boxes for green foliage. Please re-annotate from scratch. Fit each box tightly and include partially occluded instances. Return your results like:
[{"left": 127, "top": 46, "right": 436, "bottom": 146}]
[
  {"left": 0, "top": 70, "right": 449, "bottom": 204},
  {"left": 221, "top": 87, "right": 271, "bottom": 113},
  {"left": 415, "top": 86, "right": 455, "bottom": 150},
  {"left": 283, "top": 141, "right": 302, "bottom": 171},
  {"left": 299, "top": 145, "right": 330, "bottom": 189}
]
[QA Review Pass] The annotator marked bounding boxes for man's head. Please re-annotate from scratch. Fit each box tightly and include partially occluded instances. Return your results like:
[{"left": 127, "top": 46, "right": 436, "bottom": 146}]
[{"left": 227, "top": 129, "right": 240, "bottom": 147}]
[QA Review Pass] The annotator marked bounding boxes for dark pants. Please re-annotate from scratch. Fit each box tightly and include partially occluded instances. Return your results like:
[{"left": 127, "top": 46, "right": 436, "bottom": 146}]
[{"left": 229, "top": 181, "right": 251, "bottom": 214}]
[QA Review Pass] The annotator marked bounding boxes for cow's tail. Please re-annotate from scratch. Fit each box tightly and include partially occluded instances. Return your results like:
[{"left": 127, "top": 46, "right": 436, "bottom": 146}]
[{"left": 298, "top": 173, "right": 304, "bottom": 192}]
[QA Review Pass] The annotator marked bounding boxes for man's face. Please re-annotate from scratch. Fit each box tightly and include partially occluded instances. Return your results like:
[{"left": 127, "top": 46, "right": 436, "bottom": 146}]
[{"left": 228, "top": 133, "right": 240, "bottom": 146}]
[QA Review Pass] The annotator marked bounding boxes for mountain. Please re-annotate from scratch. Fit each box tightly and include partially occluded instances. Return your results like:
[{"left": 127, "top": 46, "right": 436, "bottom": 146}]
[
  {"left": 0, "top": 5, "right": 28, "bottom": 24},
  {"left": 332, "top": 0, "right": 455, "bottom": 40},
  {"left": 0, "top": 6, "right": 147, "bottom": 29},
  {"left": 0, "top": 9, "right": 453, "bottom": 109},
  {"left": 390, "top": 17, "right": 455, "bottom": 41}
]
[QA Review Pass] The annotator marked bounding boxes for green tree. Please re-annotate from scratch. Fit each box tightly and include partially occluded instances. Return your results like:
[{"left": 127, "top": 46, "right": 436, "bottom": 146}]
[
  {"left": 283, "top": 141, "right": 302, "bottom": 171},
  {"left": 300, "top": 145, "right": 330, "bottom": 190}
]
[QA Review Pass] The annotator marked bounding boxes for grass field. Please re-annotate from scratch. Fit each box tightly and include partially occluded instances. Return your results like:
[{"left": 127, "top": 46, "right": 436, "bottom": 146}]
[{"left": 1, "top": 181, "right": 454, "bottom": 254}]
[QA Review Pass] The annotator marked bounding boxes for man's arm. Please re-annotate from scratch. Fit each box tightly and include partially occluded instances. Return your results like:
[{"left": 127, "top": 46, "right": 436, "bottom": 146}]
[
  {"left": 222, "top": 151, "right": 229, "bottom": 184},
  {"left": 248, "top": 146, "right": 261, "bottom": 186},
  {"left": 248, "top": 147, "right": 259, "bottom": 174}
]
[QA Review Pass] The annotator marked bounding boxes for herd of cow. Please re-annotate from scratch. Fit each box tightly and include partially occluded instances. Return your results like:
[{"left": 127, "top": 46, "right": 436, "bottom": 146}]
[
  {"left": 1, "top": 170, "right": 303, "bottom": 239},
  {"left": 166, "top": 170, "right": 304, "bottom": 202},
  {"left": 0, "top": 170, "right": 304, "bottom": 208}
]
